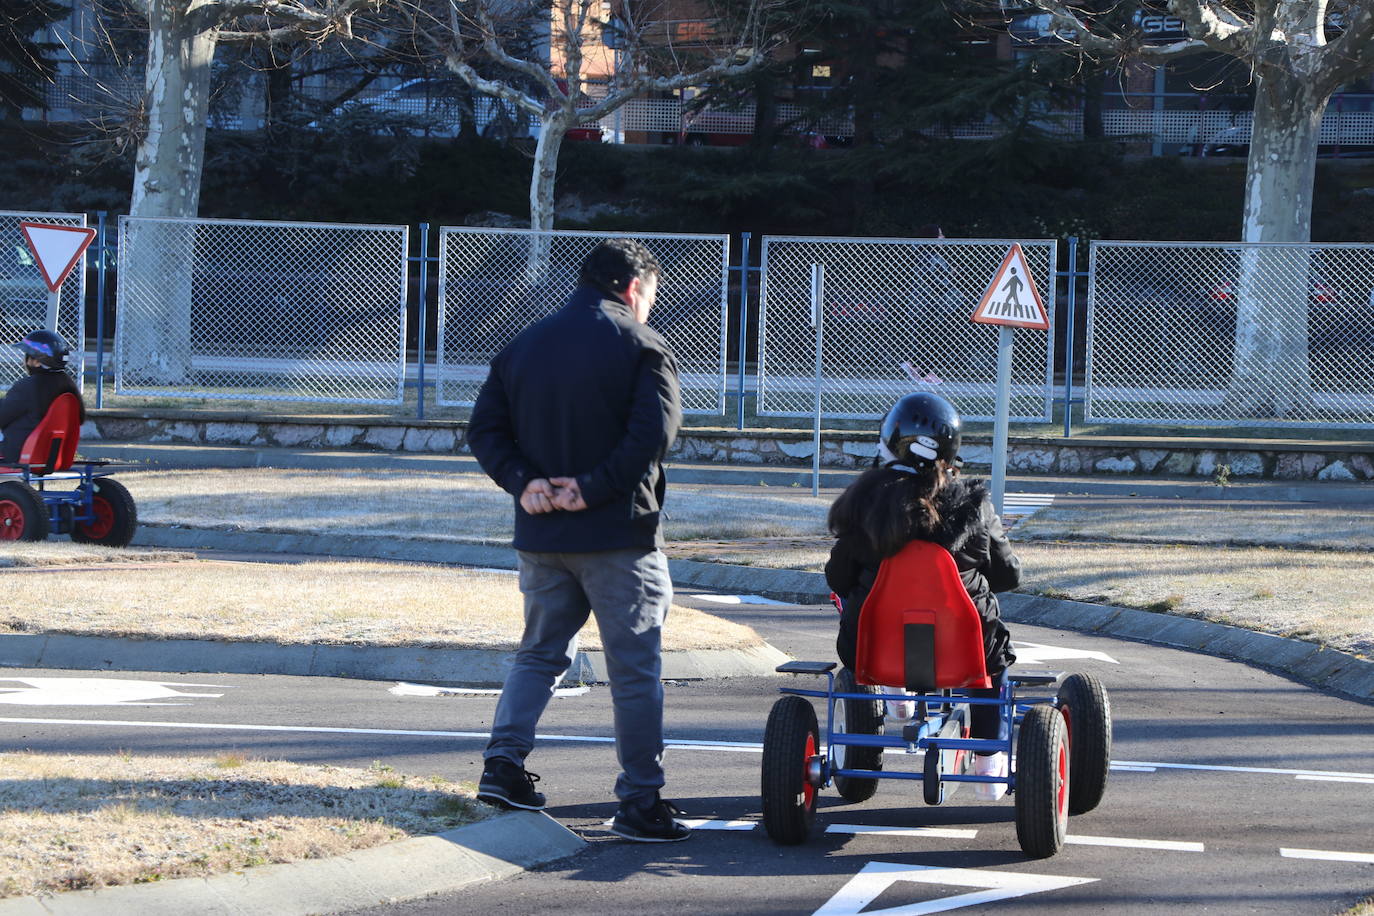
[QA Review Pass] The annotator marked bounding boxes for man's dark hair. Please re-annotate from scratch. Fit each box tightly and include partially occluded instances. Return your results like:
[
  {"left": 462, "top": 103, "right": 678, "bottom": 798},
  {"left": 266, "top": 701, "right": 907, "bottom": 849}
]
[{"left": 579, "top": 239, "right": 660, "bottom": 295}]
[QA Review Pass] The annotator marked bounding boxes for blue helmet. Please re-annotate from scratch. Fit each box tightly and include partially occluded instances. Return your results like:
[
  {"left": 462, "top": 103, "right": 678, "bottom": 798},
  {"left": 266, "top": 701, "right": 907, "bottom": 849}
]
[{"left": 13, "top": 329, "right": 71, "bottom": 371}]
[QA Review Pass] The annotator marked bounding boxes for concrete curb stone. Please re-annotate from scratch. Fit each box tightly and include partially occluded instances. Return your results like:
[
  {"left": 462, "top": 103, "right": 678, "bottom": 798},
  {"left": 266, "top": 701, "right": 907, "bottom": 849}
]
[{"left": 0, "top": 811, "right": 585, "bottom": 916}]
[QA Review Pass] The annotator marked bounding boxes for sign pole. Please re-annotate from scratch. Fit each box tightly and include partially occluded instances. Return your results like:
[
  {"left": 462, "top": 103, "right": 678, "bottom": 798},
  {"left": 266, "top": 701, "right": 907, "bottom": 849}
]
[
  {"left": 810, "top": 263, "right": 824, "bottom": 498},
  {"left": 990, "top": 325, "right": 1014, "bottom": 517},
  {"left": 44, "top": 290, "right": 60, "bottom": 333}
]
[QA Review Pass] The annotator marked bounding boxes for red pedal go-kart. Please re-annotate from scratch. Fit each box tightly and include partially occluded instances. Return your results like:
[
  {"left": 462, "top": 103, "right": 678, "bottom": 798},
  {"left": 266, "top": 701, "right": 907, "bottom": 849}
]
[
  {"left": 762, "top": 541, "right": 1111, "bottom": 858},
  {"left": 0, "top": 392, "right": 137, "bottom": 546}
]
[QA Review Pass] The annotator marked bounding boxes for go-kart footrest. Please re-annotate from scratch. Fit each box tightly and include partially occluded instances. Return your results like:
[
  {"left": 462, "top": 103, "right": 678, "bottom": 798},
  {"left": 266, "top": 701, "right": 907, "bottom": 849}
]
[
  {"left": 1010, "top": 670, "right": 1062, "bottom": 687},
  {"left": 775, "top": 661, "right": 837, "bottom": 675}
]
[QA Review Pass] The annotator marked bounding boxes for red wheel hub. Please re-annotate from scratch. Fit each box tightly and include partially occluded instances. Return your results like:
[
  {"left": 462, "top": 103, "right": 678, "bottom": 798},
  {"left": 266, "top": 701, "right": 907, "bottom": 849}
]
[
  {"left": 0, "top": 499, "right": 23, "bottom": 540},
  {"left": 802, "top": 733, "right": 817, "bottom": 808},
  {"left": 81, "top": 496, "right": 114, "bottom": 539}
]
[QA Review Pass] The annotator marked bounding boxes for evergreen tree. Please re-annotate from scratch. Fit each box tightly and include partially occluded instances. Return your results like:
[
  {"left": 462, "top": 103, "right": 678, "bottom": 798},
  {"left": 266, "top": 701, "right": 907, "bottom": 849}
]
[{"left": 0, "top": 0, "right": 68, "bottom": 120}]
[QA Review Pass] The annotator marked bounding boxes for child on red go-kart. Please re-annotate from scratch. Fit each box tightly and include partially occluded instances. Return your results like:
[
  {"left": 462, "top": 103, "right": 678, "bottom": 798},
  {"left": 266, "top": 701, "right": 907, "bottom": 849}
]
[
  {"left": 0, "top": 330, "right": 85, "bottom": 465},
  {"left": 825, "top": 391, "right": 1020, "bottom": 800}
]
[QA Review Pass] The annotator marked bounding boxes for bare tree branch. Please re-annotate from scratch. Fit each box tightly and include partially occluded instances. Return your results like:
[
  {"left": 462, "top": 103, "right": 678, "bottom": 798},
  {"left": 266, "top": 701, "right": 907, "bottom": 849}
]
[{"left": 1319, "top": 0, "right": 1374, "bottom": 92}]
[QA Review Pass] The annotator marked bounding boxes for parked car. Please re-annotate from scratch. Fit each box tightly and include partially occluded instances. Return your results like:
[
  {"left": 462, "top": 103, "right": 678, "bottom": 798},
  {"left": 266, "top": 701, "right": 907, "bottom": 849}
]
[
  {"left": 1197, "top": 126, "right": 1374, "bottom": 158},
  {"left": 1, "top": 240, "right": 46, "bottom": 339}
]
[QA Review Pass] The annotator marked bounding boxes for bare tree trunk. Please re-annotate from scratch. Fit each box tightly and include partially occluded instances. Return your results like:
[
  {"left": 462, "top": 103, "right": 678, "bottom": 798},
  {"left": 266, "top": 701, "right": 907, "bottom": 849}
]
[
  {"left": 125, "top": 1, "right": 216, "bottom": 385},
  {"left": 529, "top": 112, "right": 569, "bottom": 231},
  {"left": 1225, "top": 68, "right": 1326, "bottom": 418}
]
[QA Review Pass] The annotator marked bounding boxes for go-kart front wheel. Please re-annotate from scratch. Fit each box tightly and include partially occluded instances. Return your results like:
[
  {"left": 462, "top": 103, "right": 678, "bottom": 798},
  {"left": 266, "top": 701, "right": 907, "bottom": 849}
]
[
  {"left": 833, "top": 668, "right": 883, "bottom": 802},
  {"left": 1058, "top": 673, "right": 1111, "bottom": 814},
  {"left": 762, "top": 695, "right": 820, "bottom": 845},
  {"left": 70, "top": 478, "right": 138, "bottom": 548},
  {"left": 1015, "top": 705, "right": 1069, "bottom": 858},
  {"left": 0, "top": 480, "right": 49, "bottom": 542}
]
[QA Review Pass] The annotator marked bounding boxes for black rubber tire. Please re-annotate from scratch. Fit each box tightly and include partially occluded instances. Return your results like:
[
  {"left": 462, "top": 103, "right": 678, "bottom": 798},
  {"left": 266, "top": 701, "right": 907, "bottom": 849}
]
[
  {"left": 0, "top": 480, "right": 49, "bottom": 542},
  {"left": 70, "top": 478, "right": 138, "bottom": 548},
  {"left": 1057, "top": 673, "right": 1112, "bottom": 815},
  {"left": 833, "top": 668, "right": 883, "bottom": 802},
  {"left": 761, "top": 695, "right": 820, "bottom": 845},
  {"left": 1015, "top": 705, "right": 1070, "bottom": 859}
]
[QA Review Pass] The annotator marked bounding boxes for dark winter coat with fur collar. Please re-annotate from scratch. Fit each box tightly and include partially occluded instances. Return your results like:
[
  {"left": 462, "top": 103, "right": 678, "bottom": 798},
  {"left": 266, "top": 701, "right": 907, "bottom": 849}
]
[{"left": 825, "top": 469, "right": 1020, "bottom": 675}]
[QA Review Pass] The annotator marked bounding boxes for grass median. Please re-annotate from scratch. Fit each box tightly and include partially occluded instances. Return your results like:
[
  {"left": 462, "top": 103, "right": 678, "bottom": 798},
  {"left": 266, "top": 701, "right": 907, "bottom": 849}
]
[{"left": 0, "top": 752, "right": 490, "bottom": 899}]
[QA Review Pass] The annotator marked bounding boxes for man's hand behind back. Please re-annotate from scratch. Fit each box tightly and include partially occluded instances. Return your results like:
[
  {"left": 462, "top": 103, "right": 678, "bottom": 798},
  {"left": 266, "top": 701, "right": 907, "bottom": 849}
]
[{"left": 549, "top": 477, "right": 588, "bottom": 512}]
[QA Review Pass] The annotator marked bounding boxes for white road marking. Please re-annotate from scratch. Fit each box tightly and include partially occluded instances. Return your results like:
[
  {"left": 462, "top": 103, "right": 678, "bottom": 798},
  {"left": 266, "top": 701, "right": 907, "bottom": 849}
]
[
  {"left": 1011, "top": 641, "right": 1119, "bottom": 665},
  {"left": 689, "top": 594, "right": 792, "bottom": 606},
  {"left": 1065, "top": 835, "right": 1204, "bottom": 852},
  {"left": 812, "top": 862, "right": 1095, "bottom": 916},
  {"left": 599, "top": 817, "right": 755, "bottom": 831},
  {"left": 0, "top": 678, "right": 229, "bottom": 707},
  {"left": 1296, "top": 774, "right": 1374, "bottom": 785},
  {"left": 1113, "top": 759, "right": 1374, "bottom": 780},
  {"left": 3, "top": 717, "right": 1370, "bottom": 785},
  {"left": 389, "top": 682, "right": 590, "bottom": 698},
  {"left": 1280, "top": 848, "right": 1374, "bottom": 864},
  {"left": 1110, "top": 764, "right": 1156, "bottom": 772},
  {"left": 826, "top": 825, "right": 978, "bottom": 840}
]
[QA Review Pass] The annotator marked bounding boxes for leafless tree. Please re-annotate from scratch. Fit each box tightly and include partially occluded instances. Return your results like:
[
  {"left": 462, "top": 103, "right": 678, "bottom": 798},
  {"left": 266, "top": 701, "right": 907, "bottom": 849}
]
[
  {"left": 1022, "top": 0, "right": 1374, "bottom": 416},
  {"left": 408, "top": 0, "right": 786, "bottom": 230}
]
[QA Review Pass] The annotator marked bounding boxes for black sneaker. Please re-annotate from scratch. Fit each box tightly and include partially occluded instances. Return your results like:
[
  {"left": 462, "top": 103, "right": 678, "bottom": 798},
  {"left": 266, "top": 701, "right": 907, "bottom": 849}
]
[
  {"left": 610, "top": 794, "right": 692, "bottom": 843},
  {"left": 477, "top": 759, "right": 546, "bottom": 810}
]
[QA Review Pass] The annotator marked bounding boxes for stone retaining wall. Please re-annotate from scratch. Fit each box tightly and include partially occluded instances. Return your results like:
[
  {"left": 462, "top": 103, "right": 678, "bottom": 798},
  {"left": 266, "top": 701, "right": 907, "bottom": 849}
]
[{"left": 83, "top": 410, "right": 1374, "bottom": 481}]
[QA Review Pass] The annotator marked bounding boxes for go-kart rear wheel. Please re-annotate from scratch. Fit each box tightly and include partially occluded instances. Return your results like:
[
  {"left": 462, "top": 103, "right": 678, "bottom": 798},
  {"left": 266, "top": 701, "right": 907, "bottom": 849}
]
[
  {"left": 762, "top": 695, "right": 820, "bottom": 845},
  {"left": 71, "top": 478, "right": 137, "bottom": 548},
  {"left": 922, "top": 709, "right": 969, "bottom": 806},
  {"left": 0, "top": 480, "right": 49, "bottom": 542},
  {"left": 1015, "top": 705, "right": 1069, "bottom": 859},
  {"left": 833, "top": 668, "right": 883, "bottom": 802},
  {"left": 1057, "top": 673, "right": 1111, "bottom": 815}
]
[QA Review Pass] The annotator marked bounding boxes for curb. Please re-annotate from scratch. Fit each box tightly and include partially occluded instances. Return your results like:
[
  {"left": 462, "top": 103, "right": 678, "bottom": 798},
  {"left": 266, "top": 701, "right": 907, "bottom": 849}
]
[
  {"left": 124, "top": 522, "right": 1374, "bottom": 702},
  {"left": 0, "top": 810, "right": 585, "bottom": 916}
]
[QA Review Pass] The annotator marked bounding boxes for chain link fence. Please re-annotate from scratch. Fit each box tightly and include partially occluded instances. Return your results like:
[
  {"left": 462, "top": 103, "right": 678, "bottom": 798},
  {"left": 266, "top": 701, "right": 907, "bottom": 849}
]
[
  {"left": 435, "top": 229, "right": 728, "bottom": 414},
  {"left": 116, "top": 217, "right": 408, "bottom": 403},
  {"left": 1086, "top": 241, "right": 1374, "bottom": 428},
  {"left": 758, "top": 237, "right": 1056, "bottom": 421},
  {"left": 0, "top": 211, "right": 87, "bottom": 391}
]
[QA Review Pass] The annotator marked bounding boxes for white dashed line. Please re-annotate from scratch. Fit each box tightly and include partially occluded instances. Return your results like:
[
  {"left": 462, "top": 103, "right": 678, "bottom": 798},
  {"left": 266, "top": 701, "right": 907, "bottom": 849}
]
[
  {"left": 826, "top": 824, "right": 979, "bottom": 840},
  {"left": 1295, "top": 774, "right": 1374, "bottom": 785},
  {"left": 1280, "top": 848, "right": 1374, "bottom": 864},
  {"left": 1066, "top": 835, "right": 1204, "bottom": 852}
]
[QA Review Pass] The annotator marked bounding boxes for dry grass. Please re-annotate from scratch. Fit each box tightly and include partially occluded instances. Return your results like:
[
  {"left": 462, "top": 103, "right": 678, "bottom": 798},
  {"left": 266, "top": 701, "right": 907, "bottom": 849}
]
[
  {"left": 0, "top": 752, "right": 489, "bottom": 899},
  {"left": 0, "top": 559, "right": 764, "bottom": 652},
  {"left": 1015, "top": 541, "right": 1374, "bottom": 659},
  {"left": 1341, "top": 898, "right": 1374, "bottom": 916},
  {"left": 122, "top": 470, "right": 835, "bottom": 542},
  {"left": 0, "top": 542, "right": 194, "bottom": 569}
]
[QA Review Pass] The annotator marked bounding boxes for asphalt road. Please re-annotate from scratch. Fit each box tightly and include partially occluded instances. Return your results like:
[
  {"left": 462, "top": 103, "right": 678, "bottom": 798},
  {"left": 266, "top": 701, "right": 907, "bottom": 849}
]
[{"left": 3, "top": 568, "right": 1372, "bottom": 915}]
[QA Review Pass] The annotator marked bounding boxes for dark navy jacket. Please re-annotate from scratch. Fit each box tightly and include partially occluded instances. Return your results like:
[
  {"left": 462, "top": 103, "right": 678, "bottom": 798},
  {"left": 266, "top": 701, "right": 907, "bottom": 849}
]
[
  {"left": 0, "top": 371, "right": 85, "bottom": 464},
  {"left": 468, "top": 284, "right": 682, "bottom": 553}
]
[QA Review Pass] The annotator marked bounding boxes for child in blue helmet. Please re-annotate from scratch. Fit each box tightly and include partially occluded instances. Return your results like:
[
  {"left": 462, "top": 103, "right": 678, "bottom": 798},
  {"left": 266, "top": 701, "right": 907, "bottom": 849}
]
[
  {"left": 825, "top": 391, "right": 1020, "bottom": 799},
  {"left": 0, "top": 330, "right": 86, "bottom": 465}
]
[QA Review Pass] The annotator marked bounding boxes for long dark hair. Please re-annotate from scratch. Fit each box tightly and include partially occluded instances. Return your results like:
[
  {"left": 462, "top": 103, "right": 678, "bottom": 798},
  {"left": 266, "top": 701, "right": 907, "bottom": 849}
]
[{"left": 828, "top": 461, "right": 948, "bottom": 559}]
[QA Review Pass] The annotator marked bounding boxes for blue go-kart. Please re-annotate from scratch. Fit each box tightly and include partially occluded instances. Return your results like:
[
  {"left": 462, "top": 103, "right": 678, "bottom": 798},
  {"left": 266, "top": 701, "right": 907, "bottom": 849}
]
[
  {"left": 761, "top": 541, "right": 1111, "bottom": 858},
  {"left": 0, "top": 391, "right": 138, "bottom": 546}
]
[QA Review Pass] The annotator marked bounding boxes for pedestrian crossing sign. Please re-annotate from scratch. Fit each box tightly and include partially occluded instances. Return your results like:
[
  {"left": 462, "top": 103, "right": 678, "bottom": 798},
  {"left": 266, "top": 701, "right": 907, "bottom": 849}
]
[{"left": 971, "top": 244, "right": 1049, "bottom": 330}]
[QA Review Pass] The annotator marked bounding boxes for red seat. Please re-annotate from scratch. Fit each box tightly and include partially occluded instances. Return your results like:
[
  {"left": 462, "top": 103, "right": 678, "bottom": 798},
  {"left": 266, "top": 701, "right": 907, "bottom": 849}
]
[
  {"left": 854, "top": 540, "right": 991, "bottom": 692},
  {"left": 18, "top": 392, "right": 82, "bottom": 476}
]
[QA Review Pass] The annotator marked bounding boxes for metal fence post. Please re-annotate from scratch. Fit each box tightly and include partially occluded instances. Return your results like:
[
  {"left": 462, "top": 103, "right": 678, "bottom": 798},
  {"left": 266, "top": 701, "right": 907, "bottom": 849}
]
[
  {"left": 736, "top": 231, "right": 752, "bottom": 429},
  {"left": 415, "top": 221, "right": 430, "bottom": 420},
  {"left": 94, "top": 210, "right": 108, "bottom": 409},
  {"left": 1063, "top": 235, "right": 1079, "bottom": 437},
  {"left": 810, "top": 263, "right": 824, "bottom": 497}
]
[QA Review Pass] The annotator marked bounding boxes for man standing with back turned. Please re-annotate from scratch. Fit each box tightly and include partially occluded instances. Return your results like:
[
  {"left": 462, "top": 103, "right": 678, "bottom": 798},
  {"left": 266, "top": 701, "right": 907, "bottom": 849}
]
[{"left": 468, "top": 239, "right": 689, "bottom": 843}]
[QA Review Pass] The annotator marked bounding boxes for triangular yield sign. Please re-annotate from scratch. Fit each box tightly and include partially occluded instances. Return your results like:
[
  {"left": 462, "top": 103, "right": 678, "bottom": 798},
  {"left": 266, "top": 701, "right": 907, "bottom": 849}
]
[
  {"left": 970, "top": 244, "right": 1049, "bottom": 330},
  {"left": 812, "top": 861, "right": 1096, "bottom": 916},
  {"left": 19, "top": 221, "right": 96, "bottom": 293}
]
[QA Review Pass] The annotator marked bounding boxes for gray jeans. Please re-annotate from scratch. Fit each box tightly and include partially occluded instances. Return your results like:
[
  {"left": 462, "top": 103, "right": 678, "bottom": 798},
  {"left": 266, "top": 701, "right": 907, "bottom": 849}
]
[{"left": 485, "top": 548, "right": 672, "bottom": 805}]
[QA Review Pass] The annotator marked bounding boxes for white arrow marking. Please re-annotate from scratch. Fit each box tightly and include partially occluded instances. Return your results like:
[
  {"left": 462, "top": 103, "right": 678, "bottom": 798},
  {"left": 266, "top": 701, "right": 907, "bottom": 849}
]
[
  {"left": 812, "top": 862, "right": 1095, "bottom": 916},
  {"left": 0, "top": 678, "right": 228, "bottom": 707},
  {"left": 1012, "top": 641, "right": 1119, "bottom": 665},
  {"left": 1281, "top": 848, "right": 1374, "bottom": 864}
]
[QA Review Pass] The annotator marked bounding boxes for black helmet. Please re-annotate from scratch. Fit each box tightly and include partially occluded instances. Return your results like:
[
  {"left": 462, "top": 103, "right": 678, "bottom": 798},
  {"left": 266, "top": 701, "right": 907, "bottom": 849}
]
[
  {"left": 13, "top": 329, "right": 71, "bottom": 371},
  {"left": 879, "top": 392, "right": 961, "bottom": 469}
]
